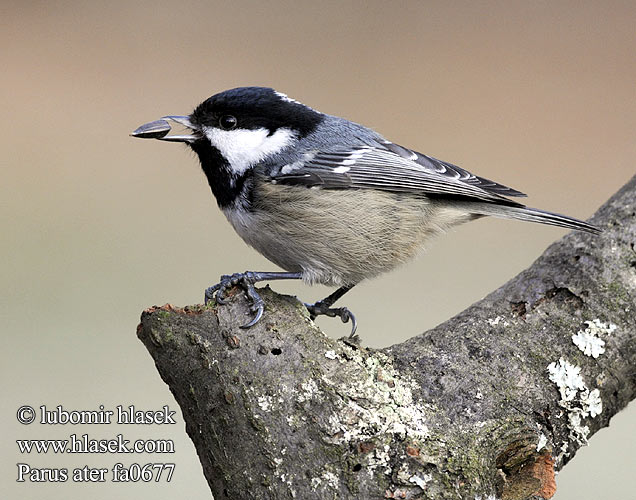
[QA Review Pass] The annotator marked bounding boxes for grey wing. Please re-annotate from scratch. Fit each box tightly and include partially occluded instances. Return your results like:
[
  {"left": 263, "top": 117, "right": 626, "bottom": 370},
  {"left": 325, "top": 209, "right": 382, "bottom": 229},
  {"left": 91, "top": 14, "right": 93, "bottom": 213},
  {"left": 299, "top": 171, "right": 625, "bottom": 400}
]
[
  {"left": 269, "top": 139, "right": 526, "bottom": 205},
  {"left": 380, "top": 140, "right": 526, "bottom": 198}
]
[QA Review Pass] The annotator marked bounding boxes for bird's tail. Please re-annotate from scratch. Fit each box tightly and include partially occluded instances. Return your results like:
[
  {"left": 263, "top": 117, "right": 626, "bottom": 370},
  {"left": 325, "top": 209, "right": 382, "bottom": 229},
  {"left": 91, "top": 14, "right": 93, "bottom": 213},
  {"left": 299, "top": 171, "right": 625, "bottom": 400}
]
[{"left": 460, "top": 202, "right": 600, "bottom": 234}]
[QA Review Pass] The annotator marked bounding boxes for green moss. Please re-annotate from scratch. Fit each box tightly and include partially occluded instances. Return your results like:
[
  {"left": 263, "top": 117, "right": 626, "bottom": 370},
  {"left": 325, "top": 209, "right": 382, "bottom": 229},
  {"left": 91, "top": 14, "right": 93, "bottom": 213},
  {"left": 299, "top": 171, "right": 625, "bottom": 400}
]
[
  {"left": 190, "top": 303, "right": 211, "bottom": 313},
  {"left": 156, "top": 310, "right": 172, "bottom": 320},
  {"left": 149, "top": 311, "right": 179, "bottom": 345},
  {"left": 604, "top": 280, "right": 630, "bottom": 310},
  {"left": 163, "top": 328, "right": 174, "bottom": 342}
]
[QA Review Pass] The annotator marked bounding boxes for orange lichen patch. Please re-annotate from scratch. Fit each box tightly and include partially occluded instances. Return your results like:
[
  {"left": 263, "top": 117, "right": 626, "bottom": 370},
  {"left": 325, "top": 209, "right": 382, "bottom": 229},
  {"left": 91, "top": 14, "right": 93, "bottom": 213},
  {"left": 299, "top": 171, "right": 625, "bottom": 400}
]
[
  {"left": 357, "top": 441, "right": 375, "bottom": 454},
  {"left": 405, "top": 445, "right": 420, "bottom": 457},
  {"left": 226, "top": 335, "right": 241, "bottom": 349},
  {"left": 385, "top": 489, "right": 407, "bottom": 499},
  {"left": 533, "top": 454, "right": 556, "bottom": 499},
  {"left": 501, "top": 452, "right": 556, "bottom": 500}
]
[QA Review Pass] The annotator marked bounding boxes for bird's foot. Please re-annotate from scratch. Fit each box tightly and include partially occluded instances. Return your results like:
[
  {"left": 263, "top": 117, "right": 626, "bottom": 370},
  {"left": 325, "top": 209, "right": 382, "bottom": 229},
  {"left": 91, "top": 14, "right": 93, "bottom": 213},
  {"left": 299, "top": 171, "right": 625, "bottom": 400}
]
[
  {"left": 305, "top": 300, "right": 358, "bottom": 338},
  {"left": 204, "top": 272, "right": 265, "bottom": 329}
]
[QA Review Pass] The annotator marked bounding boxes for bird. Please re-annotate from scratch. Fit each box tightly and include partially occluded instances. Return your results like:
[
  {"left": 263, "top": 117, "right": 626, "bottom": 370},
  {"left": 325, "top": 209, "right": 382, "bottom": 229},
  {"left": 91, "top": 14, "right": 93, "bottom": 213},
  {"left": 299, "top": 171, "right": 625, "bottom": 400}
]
[{"left": 131, "top": 86, "right": 599, "bottom": 335}]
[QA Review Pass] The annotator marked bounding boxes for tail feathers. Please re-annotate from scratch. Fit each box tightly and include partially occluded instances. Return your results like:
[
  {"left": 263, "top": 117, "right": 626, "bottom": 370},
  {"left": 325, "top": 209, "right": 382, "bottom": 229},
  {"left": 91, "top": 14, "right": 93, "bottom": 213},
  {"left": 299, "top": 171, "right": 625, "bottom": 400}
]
[{"left": 465, "top": 203, "right": 601, "bottom": 234}]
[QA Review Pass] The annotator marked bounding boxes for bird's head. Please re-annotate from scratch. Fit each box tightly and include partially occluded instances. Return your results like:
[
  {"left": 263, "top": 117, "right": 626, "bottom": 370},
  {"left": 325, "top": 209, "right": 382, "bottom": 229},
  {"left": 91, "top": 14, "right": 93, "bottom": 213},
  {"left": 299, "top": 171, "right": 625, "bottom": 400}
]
[{"left": 131, "top": 87, "right": 323, "bottom": 181}]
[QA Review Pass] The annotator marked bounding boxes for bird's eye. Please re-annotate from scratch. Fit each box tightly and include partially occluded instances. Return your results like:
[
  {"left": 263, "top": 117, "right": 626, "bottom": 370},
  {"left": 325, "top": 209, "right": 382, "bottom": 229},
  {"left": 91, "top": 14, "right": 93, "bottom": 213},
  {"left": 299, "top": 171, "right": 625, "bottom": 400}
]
[{"left": 219, "top": 115, "right": 237, "bottom": 130}]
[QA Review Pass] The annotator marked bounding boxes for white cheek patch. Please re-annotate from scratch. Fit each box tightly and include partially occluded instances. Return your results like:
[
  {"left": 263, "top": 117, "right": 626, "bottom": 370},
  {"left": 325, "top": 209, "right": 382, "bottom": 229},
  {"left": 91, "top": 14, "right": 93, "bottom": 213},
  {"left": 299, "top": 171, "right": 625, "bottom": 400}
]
[{"left": 203, "top": 126, "right": 297, "bottom": 175}]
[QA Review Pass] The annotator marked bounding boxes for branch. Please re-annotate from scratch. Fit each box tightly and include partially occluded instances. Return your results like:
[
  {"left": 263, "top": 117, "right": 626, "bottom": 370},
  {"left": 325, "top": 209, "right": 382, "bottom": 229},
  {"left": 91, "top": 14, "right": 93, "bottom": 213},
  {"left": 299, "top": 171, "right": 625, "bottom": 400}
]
[{"left": 138, "top": 175, "right": 636, "bottom": 500}]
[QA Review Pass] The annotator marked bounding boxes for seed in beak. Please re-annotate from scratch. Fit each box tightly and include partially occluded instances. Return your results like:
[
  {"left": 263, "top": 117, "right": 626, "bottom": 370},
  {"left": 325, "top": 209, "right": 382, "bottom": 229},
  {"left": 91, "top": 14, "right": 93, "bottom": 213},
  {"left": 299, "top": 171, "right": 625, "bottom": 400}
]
[{"left": 131, "top": 119, "right": 171, "bottom": 139}]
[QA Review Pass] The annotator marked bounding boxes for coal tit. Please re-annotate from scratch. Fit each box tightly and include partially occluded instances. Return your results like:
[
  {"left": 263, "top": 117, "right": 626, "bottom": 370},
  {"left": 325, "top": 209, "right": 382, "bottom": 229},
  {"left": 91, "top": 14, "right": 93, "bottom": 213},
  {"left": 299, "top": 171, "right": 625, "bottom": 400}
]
[{"left": 132, "top": 86, "right": 599, "bottom": 334}]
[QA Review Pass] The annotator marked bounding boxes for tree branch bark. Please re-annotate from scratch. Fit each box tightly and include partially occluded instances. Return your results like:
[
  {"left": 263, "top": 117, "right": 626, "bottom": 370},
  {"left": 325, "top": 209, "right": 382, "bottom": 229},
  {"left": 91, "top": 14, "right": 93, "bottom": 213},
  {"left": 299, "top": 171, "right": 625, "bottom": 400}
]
[{"left": 137, "top": 175, "right": 636, "bottom": 500}]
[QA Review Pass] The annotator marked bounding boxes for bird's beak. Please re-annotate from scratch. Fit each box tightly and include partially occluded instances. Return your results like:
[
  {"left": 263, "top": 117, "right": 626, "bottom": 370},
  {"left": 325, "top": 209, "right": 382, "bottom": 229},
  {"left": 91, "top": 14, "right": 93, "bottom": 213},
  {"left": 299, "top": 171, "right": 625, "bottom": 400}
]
[{"left": 130, "top": 115, "right": 198, "bottom": 143}]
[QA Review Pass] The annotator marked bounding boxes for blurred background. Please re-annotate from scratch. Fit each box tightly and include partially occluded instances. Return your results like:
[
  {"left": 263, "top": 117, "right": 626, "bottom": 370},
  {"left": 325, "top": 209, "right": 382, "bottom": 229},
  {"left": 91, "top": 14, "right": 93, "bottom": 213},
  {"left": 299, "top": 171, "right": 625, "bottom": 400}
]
[{"left": 2, "top": 1, "right": 634, "bottom": 498}]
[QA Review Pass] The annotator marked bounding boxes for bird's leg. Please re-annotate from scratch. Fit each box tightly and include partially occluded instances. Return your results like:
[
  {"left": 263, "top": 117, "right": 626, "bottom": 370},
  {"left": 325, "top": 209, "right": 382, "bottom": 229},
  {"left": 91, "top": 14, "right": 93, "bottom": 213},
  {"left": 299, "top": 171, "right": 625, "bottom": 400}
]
[
  {"left": 204, "top": 271, "right": 303, "bottom": 329},
  {"left": 305, "top": 285, "right": 358, "bottom": 337}
]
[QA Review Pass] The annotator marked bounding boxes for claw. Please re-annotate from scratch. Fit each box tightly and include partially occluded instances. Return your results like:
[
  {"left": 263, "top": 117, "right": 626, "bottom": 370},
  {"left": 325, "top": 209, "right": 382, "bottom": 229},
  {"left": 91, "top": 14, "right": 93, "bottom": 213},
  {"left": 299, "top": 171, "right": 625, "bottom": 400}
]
[
  {"left": 202, "top": 271, "right": 309, "bottom": 331},
  {"left": 240, "top": 276, "right": 265, "bottom": 328},
  {"left": 204, "top": 284, "right": 220, "bottom": 304},
  {"left": 215, "top": 285, "right": 229, "bottom": 304},
  {"left": 241, "top": 304, "right": 264, "bottom": 329},
  {"left": 305, "top": 302, "right": 358, "bottom": 336},
  {"left": 203, "top": 272, "right": 266, "bottom": 328},
  {"left": 342, "top": 309, "right": 358, "bottom": 337}
]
